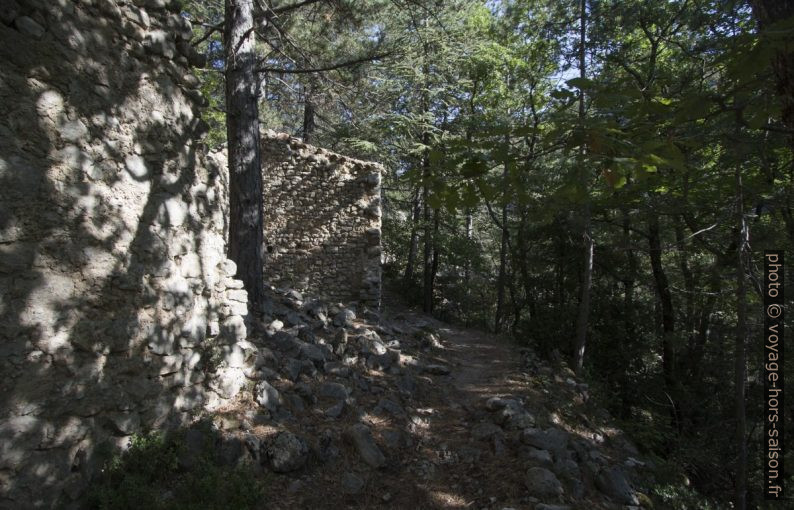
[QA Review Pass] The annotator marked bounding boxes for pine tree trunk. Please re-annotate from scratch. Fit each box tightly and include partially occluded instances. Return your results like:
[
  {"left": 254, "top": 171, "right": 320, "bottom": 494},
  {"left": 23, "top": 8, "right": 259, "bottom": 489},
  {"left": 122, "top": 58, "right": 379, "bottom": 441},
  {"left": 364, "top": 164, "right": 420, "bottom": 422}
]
[
  {"left": 404, "top": 187, "right": 420, "bottom": 286},
  {"left": 302, "top": 82, "right": 315, "bottom": 143},
  {"left": 224, "top": 0, "right": 265, "bottom": 313},
  {"left": 572, "top": 0, "right": 591, "bottom": 375},
  {"left": 733, "top": 165, "right": 748, "bottom": 510},
  {"left": 430, "top": 208, "right": 440, "bottom": 313},
  {"left": 495, "top": 163, "right": 509, "bottom": 333},
  {"left": 422, "top": 152, "right": 433, "bottom": 313},
  {"left": 648, "top": 213, "right": 678, "bottom": 425}
]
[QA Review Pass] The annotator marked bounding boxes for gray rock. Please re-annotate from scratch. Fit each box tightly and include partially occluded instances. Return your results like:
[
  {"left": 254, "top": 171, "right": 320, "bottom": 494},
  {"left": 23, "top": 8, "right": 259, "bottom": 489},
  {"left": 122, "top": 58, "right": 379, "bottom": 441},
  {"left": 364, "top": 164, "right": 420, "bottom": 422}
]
[
  {"left": 319, "top": 381, "right": 349, "bottom": 400},
  {"left": 499, "top": 405, "right": 535, "bottom": 430},
  {"left": 358, "top": 334, "right": 387, "bottom": 356},
  {"left": 125, "top": 154, "right": 148, "bottom": 179},
  {"left": 374, "top": 398, "right": 405, "bottom": 418},
  {"left": 348, "top": 423, "right": 386, "bottom": 468},
  {"left": 422, "top": 363, "right": 450, "bottom": 375},
  {"left": 523, "top": 447, "right": 553, "bottom": 467},
  {"left": 535, "top": 505, "right": 571, "bottom": 510},
  {"left": 333, "top": 309, "right": 356, "bottom": 327},
  {"left": 300, "top": 342, "right": 326, "bottom": 363},
  {"left": 267, "top": 431, "right": 309, "bottom": 473},
  {"left": 553, "top": 457, "right": 581, "bottom": 481},
  {"left": 60, "top": 119, "right": 88, "bottom": 143},
  {"left": 323, "top": 361, "right": 351, "bottom": 377},
  {"left": 342, "top": 472, "right": 364, "bottom": 494},
  {"left": 521, "top": 427, "right": 568, "bottom": 453},
  {"left": 524, "top": 467, "right": 564, "bottom": 498},
  {"left": 145, "top": 29, "right": 175, "bottom": 58},
  {"left": 325, "top": 401, "right": 345, "bottom": 419},
  {"left": 485, "top": 396, "right": 520, "bottom": 411},
  {"left": 331, "top": 328, "right": 348, "bottom": 347},
  {"left": 368, "top": 348, "right": 399, "bottom": 370},
  {"left": 286, "top": 289, "right": 304, "bottom": 301},
  {"left": 283, "top": 358, "right": 303, "bottom": 381},
  {"left": 381, "top": 428, "right": 409, "bottom": 450},
  {"left": 14, "top": 16, "right": 44, "bottom": 39},
  {"left": 255, "top": 380, "right": 281, "bottom": 411},
  {"left": 0, "top": 0, "right": 20, "bottom": 26},
  {"left": 471, "top": 422, "right": 502, "bottom": 441},
  {"left": 595, "top": 466, "right": 638, "bottom": 505},
  {"left": 284, "top": 393, "right": 305, "bottom": 413}
]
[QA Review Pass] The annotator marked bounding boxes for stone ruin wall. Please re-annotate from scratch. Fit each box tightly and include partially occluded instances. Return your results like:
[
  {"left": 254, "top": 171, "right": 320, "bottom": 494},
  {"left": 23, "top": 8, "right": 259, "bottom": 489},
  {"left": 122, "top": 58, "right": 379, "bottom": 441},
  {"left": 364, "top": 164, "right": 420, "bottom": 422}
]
[
  {"left": 0, "top": 1, "right": 257, "bottom": 507},
  {"left": 260, "top": 131, "right": 382, "bottom": 309}
]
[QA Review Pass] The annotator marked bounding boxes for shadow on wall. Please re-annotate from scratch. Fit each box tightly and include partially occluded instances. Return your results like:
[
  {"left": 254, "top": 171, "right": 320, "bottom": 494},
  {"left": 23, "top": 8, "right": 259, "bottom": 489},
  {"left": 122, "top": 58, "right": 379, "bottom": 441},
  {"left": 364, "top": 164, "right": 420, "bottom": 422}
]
[{"left": 0, "top": 3, "right": 246, "bottom": 508}]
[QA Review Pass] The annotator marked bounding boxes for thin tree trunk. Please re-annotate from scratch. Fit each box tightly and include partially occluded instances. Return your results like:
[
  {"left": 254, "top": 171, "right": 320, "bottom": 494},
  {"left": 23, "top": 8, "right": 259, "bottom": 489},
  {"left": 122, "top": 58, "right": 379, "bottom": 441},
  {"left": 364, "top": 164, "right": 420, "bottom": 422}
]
[
  {"left": 572, "top": 0, "right": 591, "bottom": 375},
  {"left": 620, "top": 207, "right": 636, "bottom": 418},
  {"left": 404, "top": 187, "right": 420, "bottom": 285},
  {"left": 430, "top": 208, "right": 440, "bottom": 313},
  {"left": 422, "top": 152, "right": 432, "bottom": 313},
  {"left": 225, "top": 0, "right": 265, "bottom": 313},
  {"left": 495, "top": 158, "right": 509, "bottom": 333},
  {"left": 733, "top": 164, "right": 748, "bottom": 510},
  {"left": 302, "top": 82, "right": 316, "bottom": 143},
  {"left": 648, "top": 213, "right": 678, "bottom": 426},
  {"left": 421, "top": 36, "right": 433, "bottom": 314}
]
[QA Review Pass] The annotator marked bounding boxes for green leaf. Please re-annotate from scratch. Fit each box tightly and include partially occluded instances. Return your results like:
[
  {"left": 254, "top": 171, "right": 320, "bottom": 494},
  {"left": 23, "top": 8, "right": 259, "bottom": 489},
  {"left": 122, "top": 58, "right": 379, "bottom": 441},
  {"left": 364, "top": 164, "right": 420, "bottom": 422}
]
[{"left": 565, "top": 77, "right": 596, "bottom": 90}]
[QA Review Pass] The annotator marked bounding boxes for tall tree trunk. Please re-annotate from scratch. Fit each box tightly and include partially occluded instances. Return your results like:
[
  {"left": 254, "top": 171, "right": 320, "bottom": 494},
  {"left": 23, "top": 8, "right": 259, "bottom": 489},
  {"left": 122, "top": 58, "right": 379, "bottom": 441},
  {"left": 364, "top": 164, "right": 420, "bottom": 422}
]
[
  {"left": 302, "top": 82, "right": 316, "bottom": 143},
  {"left": 495, "top": 157, "right": 509, "bottom": 333},
  {"left": 421, "top": 37, "right": 433, "bottom": 314},
  {"left": 225, "top": 0, "right": 265, "bottom": 313},
  {"left": 572, "top": 0, "right": 591, "bottom": 375},
  {"left": 430, "top": 208, "right": 440, "bottom": 313},
  {"left": 733, "top": 164, "right": 749, "bottom": 510},
  {"left": 404, "top": 187, "right": 421, "bottom": 286},
  {"left": 619, "top": 207, "right": 637, "bottom": 418},
  {"left": 648, "top": 212, "right": 678, "bottom": 426},
  {"left": 422, "top": 152, "right": 432, "bottom": 313}
]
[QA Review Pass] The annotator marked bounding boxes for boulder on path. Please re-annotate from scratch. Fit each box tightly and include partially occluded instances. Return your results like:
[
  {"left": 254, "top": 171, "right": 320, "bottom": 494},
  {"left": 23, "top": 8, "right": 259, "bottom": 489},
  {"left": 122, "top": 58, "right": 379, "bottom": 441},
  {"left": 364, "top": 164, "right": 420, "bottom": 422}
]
[
  {"left": 525, "top": 467, "right": 564, "bottom": 498},
  {"left": 266, "top": 431, "right": 309, "bottom": 473},
  {"left": 596, "top": 466, "right": 639, "bottom": 505},
  {"left": 348, "top": 423, "right": 386, "bottom": 468}
]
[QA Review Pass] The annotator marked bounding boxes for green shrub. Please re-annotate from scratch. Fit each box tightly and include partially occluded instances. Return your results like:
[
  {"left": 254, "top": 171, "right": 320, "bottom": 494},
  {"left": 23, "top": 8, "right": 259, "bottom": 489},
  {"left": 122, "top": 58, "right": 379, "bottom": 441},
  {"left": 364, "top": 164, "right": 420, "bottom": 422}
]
[{"left": 84, "top": 430, "right": 265, "bottom": 510}]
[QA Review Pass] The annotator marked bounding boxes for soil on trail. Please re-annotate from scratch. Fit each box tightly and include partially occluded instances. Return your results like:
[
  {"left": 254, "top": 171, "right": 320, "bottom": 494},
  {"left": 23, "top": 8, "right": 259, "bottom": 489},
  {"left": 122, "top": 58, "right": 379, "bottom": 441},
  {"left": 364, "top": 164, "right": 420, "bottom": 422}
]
[{"left": 223, "top": 292, "right": 645, "bottom": 510}]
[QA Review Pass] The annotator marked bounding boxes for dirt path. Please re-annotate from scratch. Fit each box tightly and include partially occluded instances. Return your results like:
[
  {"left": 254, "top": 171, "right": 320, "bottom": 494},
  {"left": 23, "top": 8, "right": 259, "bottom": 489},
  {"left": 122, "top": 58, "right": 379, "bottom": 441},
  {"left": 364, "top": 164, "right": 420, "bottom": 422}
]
[
  {"left": 377, "top": 310, "right": 542, "bottom": 509},
  {"left": 248, "top": 294, "right": 637, "bottom": 510}
]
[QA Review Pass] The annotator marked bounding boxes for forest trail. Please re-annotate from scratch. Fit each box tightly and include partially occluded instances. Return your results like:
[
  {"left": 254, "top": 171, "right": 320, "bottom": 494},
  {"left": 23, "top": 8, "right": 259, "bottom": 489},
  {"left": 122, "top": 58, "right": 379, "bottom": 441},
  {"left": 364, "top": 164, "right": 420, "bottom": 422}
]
[{"left": 247, "top": 290, "right": 646, "bottom": 510}]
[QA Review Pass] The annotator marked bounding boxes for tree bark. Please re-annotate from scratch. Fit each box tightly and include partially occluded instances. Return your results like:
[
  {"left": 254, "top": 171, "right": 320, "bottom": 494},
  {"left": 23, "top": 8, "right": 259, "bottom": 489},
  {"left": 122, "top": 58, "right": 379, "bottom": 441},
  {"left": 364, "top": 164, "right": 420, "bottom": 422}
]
[
  {"left": 404, "top": 187, "right": 420, "bottom": 285},
  {"left": 495, "top": 155, "right": 509, "bottom": 333},
  {"left": 225, "top": 0, "right": 265, "bottom": 313},
  {"left": 648, "top": 212, "right": 678, "bottom": 426},
  {"left": 430, "top": 207, "right": 440, "bottom": 313},
  {"left": 422, "top": 152, "right": 433, "bottom": 313},
  {"left": 302, "top": 82, "right": 316, "bottom": 143},
  {"left": 572, "top": 0, "right": 591, "bottom": 375},
  {"left": 733, "top": 164, "right": 749, "bottom": 510}
]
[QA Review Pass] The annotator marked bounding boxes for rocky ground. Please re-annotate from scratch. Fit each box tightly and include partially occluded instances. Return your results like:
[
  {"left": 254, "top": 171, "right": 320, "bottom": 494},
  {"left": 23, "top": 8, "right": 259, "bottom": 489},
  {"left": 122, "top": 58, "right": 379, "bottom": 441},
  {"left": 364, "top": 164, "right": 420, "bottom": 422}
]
[{"left": 189, "top": 287, "right": 655, "bottom": 509}]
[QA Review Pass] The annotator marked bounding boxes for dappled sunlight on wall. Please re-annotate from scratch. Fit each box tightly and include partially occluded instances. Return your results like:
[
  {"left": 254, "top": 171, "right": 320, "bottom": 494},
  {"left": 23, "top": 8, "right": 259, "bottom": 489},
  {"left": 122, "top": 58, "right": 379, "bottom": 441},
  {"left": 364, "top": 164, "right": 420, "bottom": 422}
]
[
  {"left": 259, "top": 131, "right": 382, "bottom": 308},
  {"left": 0, "top": 1, "right": 249, "bottom": 507}
]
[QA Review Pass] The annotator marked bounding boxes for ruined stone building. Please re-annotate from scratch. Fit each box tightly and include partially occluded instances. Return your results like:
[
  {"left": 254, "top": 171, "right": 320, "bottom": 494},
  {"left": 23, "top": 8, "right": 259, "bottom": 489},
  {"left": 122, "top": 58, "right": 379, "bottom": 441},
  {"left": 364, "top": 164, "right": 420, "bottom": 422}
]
[
  {"left": 0, "top": 1, "right": 381, "bottom": 507},
  {"left": 260, "top": 131, "right": 382, "bottom": 309}
]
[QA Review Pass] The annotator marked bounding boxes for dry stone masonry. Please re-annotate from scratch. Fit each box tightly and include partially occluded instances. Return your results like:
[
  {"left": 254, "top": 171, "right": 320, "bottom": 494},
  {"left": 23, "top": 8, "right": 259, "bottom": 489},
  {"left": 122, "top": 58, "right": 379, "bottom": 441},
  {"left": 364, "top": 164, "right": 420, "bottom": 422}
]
[
  {"left": 260, "top": 131, "right": 382, "bottom": 309},
  {"left": 0, "top": 1, "right": 255, "bottom": 507}
]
